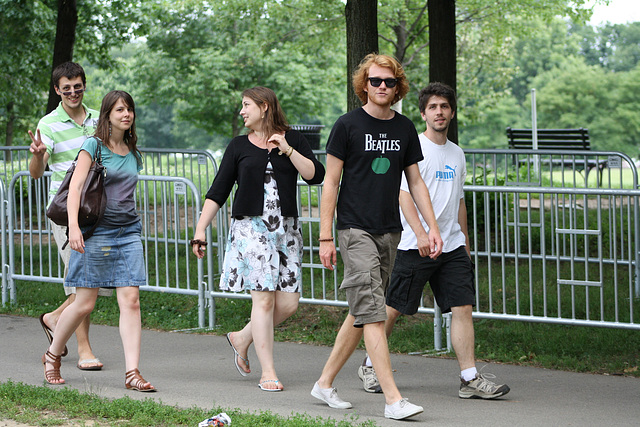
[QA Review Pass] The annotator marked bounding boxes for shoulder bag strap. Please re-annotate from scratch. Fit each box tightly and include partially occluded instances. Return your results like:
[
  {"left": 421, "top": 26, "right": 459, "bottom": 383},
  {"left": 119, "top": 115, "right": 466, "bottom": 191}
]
[{"left": 61, "top": 140, "right": 108, "bottom": 250}]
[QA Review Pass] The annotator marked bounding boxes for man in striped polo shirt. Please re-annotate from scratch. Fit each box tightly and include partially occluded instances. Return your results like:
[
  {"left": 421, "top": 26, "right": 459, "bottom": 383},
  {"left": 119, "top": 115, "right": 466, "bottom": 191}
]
[{"left": 28, "top": 62, "right": 108, "bottom": 371}]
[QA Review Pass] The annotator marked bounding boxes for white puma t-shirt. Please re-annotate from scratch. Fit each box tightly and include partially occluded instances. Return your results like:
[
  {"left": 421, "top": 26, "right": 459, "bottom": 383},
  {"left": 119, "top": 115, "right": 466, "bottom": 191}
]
[{"left": 398, "top": 133, "right": 467, "bottom": 253}]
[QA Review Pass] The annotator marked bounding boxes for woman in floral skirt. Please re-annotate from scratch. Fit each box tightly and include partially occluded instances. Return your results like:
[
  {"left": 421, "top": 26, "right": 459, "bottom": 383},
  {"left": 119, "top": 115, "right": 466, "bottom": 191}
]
[{"left": 191, "top": 87, "right": 324, "bottom": 391}]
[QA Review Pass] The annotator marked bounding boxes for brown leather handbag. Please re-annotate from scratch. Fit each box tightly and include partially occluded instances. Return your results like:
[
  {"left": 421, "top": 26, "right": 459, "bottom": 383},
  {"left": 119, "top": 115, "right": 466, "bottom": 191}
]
[{"left": 46, "top": 141, "right": 107, "bottom": 249}]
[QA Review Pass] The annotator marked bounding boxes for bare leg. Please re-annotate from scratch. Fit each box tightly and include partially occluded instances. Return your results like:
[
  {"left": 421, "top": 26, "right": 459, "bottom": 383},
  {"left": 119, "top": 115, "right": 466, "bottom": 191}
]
[
  {"left": 250, "top": 291, "right": 280, "bottom": 389},
  {"left": 316, "top": 314, "right": 363, "bottom": 389},
  {"left": 229, "top": 291, "right": 299, "bottom": 376},
  {"left": 42, "top": 294, "right": 101, "bottom": 368},
  {"left": 116, "top": 287, "right": 142, "bottom": 372},
  {"left": 385, "top": 305, "right": 402, "bottom": 338},
  {"left": 45, "top": 288, "right": 99, "bottom": 383},
  {"left": 363, "top": 321, "right": 403, "bottom": 404},
  {"left": 450, "top": 305, "right": 475, "bottom": 371},
  {"left": 42, "top": 295, "right": 73, "bottom": 328},
  {"left": 75, "top": 313, "right": 102, "bottom": 368}
]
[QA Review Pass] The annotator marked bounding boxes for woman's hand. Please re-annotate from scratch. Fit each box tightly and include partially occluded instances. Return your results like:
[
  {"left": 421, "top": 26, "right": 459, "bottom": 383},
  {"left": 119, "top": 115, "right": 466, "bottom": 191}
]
[
  {"left": 191, "top": 199, "right": 221, "bottom": 259},
  {"left": 268, "top": 133, "right": 291, "bottom": 155},
  {"left": 190, "top": 235, "right": 207, "bottom": 259},
  {"left": 68, "top": 225, "right": 85, "bottom": 253}
]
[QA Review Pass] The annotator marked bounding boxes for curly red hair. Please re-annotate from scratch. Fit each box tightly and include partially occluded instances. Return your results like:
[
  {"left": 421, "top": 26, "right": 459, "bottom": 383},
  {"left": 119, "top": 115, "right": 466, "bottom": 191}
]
[{"left": 352, "top": 53, "right": 409, "bottom": 106}]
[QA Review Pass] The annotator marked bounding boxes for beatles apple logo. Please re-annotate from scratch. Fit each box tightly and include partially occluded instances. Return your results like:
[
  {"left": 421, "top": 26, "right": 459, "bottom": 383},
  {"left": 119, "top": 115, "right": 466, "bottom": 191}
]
[{"left": 371, "top": 156, "right": 390, "bottom": 174}]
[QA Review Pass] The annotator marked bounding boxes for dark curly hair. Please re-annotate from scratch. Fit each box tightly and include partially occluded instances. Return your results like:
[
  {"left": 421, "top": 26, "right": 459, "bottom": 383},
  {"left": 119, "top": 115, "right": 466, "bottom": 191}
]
[{"left": 418, "top": 82, "right": 457, "bottom": 114}]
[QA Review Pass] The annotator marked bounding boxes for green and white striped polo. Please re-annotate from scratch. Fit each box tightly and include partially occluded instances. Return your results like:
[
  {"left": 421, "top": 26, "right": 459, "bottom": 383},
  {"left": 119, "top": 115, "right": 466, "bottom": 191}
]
[{"left": 36, "top": 102, "right": 99, "bottom": 201}]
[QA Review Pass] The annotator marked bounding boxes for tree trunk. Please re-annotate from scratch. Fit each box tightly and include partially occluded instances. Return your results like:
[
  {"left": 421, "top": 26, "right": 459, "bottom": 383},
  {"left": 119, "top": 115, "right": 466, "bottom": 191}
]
[
  {"left": 46, "top": 0, "right": 78, "bottom": 114},
  {"left": 231, "top": 109, "right": 240, "bottom": 138},
  {"left": 5, "top": 101, "right": 15, "bottom": 147},
  {"left": 428, "top": 0, "right": 457, "bottom": 143},
  {"left": 345, "top": 0, "right": 379, "bottom": 112}
]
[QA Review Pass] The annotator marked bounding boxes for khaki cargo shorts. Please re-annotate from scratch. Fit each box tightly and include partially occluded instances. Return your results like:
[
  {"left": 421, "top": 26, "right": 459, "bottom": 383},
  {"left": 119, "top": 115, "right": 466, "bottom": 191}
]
[{"left": 337, "top": 228, "right": 400, "bottom": 327}]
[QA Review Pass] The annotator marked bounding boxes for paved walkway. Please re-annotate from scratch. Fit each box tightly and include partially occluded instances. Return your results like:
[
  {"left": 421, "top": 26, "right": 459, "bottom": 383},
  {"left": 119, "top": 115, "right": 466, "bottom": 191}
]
[{"left": 1, "top": 314, "right": 639, "bottom": 426}]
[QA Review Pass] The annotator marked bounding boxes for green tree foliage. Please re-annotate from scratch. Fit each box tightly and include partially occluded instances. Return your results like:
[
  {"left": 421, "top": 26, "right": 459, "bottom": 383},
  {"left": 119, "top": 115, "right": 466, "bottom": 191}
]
[
  {"left": 74, "top": 0, "right": 150, "bottom": 67},
  {"left": 0, "top": 0, "right": 55, "bottom": 145},
  {"left": 1, "top": 0, "right": 151, "bottom": 146},
  {"left": 134, "top": 0, "right": 346, "bottom": 145},
  {"left": 461, "top": 13, "right": 640, "bottom": 155},
  {"left": 375, "top": 0, "right": 595, "bottom": 134},
  {"left": 575, "top": 22, "right": 640, "bottom": 72},
  {"left": 533, "top": 58, "right": 640, "bottom": 154}
]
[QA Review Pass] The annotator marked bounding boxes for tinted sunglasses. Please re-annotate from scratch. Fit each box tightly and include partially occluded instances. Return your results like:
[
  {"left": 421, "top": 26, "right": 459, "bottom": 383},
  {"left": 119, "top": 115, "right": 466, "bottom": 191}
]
[
  {"left": 368, "top": 77, "right": 398, "bottom": 88},
  {"left": 58, "top": 84, "right": 85, "bottom": 97}
]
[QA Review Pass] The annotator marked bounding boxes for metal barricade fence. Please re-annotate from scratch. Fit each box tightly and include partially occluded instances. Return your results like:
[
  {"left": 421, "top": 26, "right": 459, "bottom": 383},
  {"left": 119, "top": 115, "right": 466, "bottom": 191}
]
[
  {"left": 1, "top": 179, "right": 7, "bottom": 305},
  {"left": 139, "top": 147, "right": 226, "bottom": 282},
  {"left": 408, "top": 148, "right": 640, "bottom": 351},
  {"left": 465, "top": 149, "right": 635, "bottom": 189},
  {"left": 137, "top": 148, "right": 225, "bottom": 328},
  {"left": 136, "top": 175, "right": 207, "bottom": 326},
  {"left": 0, "top": 147, "right": 30, "bottom": 188},
  {"left": 3, "top": 146, "right": 640, "bottom": 342},
  {"left": 458, "top": 149, "right": 640, "bottom": 329},
  {"left": 4, "top": 171, "right": 209, "bottom": 326},
  {"left": 464, "top": 149, "right": 639, "bottom": 289},
  {"left": 462, "top": 184, "right": 640, "bottom": 329},
  {"left": 0, "top": 147, "right": 223, "bottom": 329}
]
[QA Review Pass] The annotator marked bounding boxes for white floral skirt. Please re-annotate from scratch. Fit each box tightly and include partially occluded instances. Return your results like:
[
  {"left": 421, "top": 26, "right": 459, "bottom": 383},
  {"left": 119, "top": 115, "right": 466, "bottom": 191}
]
[{"left": 219, "top": 163, "right": 302, "bottom": 293}]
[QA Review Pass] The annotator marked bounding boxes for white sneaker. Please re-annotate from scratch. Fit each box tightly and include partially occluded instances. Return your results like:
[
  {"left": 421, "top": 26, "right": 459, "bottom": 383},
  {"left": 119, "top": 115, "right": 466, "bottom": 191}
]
[
  {"left": 384, "top": 398, "right": 423, "bottom": 420},
  {"left": 357, "top": 364, "right": 382, "bottom": 393},
  {"left": 311, "top": 382, "right": 353, "bottom": 409}
]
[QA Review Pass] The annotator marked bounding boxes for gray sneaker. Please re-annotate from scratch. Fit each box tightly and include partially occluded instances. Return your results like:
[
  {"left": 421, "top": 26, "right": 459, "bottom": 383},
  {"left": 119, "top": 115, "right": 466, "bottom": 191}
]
[
  {"left": 384, "top": 398, "right": 423, "bottom": 420},
  {"left": 311, "top": 382, "right": 353, "bottom": 409},
  {"left": 459, "top": 373, "right": 510, "bottom": 399},
  {"left": 357, "top": 364, "right": 382, "bottom": 393}
]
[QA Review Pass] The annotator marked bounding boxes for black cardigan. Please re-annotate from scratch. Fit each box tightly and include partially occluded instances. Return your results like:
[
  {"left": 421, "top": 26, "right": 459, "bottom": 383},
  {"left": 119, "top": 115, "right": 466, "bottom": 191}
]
[{"left": 206, "top": 129, "right": 325, "bottom": 218}]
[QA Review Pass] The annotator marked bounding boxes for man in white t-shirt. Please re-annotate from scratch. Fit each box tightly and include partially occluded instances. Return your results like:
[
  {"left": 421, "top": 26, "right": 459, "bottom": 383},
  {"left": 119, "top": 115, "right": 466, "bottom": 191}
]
[{"left": 380, "top": 82, "right": 510, "bottom": 399}]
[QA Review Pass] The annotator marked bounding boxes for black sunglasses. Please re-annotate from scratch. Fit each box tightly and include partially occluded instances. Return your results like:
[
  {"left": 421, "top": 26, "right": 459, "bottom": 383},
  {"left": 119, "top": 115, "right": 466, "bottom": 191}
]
[
  {"left": 58, "top": 84, "right": 85, "bottom": 97},
  {"left": 368, "top": 77, "right": 398, "bottom": 88}
]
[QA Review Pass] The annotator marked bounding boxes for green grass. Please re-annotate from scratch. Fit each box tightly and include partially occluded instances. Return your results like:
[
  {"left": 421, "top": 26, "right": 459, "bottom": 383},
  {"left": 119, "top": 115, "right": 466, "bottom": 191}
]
[{"left": 0, "top": 381, "right": 376, "bottom": 426}]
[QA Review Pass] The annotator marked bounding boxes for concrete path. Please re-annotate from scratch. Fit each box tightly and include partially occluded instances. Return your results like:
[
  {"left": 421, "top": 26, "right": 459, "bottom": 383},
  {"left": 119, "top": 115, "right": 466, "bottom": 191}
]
[{"left": 1, "top": 314, "right": 638, "bottom": 426}]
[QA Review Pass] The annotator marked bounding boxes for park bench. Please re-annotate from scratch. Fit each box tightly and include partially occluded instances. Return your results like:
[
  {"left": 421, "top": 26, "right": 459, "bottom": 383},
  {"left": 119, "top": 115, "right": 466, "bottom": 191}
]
[{"left": 506, "top": 127, "right": 607, "bottom": 181}]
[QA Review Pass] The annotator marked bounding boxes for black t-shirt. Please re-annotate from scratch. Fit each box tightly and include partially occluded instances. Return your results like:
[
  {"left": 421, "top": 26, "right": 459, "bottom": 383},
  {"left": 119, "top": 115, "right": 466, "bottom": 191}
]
[{"left": 326, "top": 108, "right": 423, "bottom": 234}]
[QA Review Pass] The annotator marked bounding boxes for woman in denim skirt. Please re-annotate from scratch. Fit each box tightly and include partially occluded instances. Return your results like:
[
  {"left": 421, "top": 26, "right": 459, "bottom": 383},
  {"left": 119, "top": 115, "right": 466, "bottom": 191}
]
[
  {"left": 41, "top": 90, "right": 155, "bottom": 392},
  {"left": 191, "top": 87, "right": 324, "bottom": 391}
]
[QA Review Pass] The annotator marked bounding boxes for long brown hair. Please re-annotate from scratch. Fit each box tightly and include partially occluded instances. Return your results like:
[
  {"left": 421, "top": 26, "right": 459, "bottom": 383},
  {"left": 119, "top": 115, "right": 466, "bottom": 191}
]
[
  {"left": 94, "top": 90, "right": 141, "bottom": 167},
  {"left": 352, "top": 53, "right": 409, "bottom": 106},
  {"left": 241, "top": 87, "right": 290, "bottom": 138}
]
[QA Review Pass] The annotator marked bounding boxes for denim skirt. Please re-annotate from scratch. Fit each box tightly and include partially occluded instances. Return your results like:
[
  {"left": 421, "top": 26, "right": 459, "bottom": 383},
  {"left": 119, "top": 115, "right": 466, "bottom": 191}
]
[{"left": 65, "top": 221, "right": 146, "bottom": 288}]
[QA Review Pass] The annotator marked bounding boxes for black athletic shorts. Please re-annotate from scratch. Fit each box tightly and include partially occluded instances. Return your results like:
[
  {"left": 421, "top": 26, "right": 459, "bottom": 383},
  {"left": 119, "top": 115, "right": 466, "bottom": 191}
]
[{"left": 386, "top": 246, "right": 475, "bottom": 314}]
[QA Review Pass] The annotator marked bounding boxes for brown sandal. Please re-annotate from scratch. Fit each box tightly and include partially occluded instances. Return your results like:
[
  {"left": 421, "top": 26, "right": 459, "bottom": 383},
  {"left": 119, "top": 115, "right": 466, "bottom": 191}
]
[
  {"left": 125, "top": 368, "right": 156, "bottom": 392},
  {"left": 42, "top": 350, "right": 65, "bottom": 385}
]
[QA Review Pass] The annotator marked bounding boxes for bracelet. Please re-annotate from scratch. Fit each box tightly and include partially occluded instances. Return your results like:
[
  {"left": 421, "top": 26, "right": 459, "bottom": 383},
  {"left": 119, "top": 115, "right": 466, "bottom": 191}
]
[
  {"left": 279, "top": 146, "right": 294, "bottom": 157},
  {"left": 318, "top": 237, "right": 334, "bottom": 242},
  {"left": 189, "top": 239, "right": 207, "bottom": 247}
]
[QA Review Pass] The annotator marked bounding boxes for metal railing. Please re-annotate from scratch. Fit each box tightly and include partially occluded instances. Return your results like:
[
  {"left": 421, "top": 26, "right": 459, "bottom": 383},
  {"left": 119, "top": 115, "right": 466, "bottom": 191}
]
[
  {"left": 0, "top": 179, "right": 7, "bottom": 305},
  {"left": 2, "top": 147, "right": 640, "bottom": 341}
]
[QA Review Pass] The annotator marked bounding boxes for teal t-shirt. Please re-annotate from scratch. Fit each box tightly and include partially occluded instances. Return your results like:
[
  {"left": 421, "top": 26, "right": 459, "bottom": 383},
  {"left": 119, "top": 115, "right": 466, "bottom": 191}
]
[{"left": 81, "top": 137, "right": 142, "bottom": 227}]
